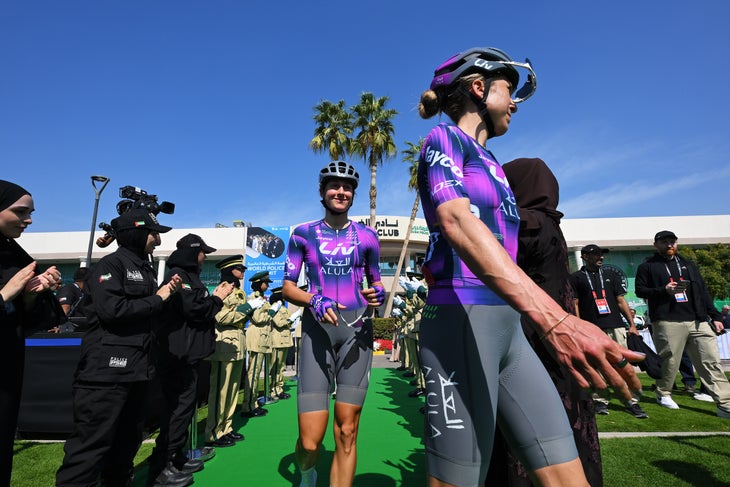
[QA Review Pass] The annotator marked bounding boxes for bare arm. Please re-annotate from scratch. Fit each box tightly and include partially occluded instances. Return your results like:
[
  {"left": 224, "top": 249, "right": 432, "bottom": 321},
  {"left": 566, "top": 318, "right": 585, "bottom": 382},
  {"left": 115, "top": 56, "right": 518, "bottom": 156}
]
[{"left": 435, "top": 198, "right": 643, "bottom": 396}]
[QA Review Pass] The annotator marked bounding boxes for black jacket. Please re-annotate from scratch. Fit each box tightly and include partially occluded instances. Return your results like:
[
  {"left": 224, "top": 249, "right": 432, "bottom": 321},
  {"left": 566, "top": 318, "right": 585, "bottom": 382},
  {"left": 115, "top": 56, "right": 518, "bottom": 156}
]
[
  {"left": 154, "top": 248, "right": 222, "bottom": 365},
  {"left": 635, "top": 253, "right": 721, "bottom": 323},
  {"left": 75, "top": 246, "right": 165, "bottom": 382}
]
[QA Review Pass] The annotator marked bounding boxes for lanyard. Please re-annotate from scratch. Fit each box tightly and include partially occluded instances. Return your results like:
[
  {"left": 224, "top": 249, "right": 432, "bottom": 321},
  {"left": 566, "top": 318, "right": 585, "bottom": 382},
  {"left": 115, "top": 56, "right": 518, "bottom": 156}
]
[
  {"left": 583, "top": 268, "right": 606, "bottom": 300},
  {"left": 664, "top": 256, "right": 684, "bottom": 282}
]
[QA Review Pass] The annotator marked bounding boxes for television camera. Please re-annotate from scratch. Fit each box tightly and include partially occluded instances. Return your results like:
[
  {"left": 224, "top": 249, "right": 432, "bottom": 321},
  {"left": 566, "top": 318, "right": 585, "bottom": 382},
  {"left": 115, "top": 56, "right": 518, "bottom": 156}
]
[{"left": 96, "top": 186, "right": 175, "bottom": 248}]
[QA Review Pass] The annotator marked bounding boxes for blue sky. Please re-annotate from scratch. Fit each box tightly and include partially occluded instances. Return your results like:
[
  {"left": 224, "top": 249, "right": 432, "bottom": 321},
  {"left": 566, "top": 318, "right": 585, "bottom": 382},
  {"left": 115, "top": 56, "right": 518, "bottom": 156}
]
[{"left": 2, "top": 1, "right": 728, "bottom": 233}]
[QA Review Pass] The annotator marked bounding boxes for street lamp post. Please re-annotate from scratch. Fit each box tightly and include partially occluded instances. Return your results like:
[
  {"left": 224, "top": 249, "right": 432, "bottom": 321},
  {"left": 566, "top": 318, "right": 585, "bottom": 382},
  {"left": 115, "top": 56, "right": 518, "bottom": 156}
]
[{"left": 85, "top": 175, "right": 110, "bottom": 267}]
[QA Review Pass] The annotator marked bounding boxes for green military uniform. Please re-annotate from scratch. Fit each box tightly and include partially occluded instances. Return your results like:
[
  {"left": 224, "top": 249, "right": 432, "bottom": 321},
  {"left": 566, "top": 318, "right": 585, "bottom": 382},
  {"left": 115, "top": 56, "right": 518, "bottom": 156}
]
[
  {"left": 205, "top": 286, "right": 247, "bottom": 443},
  {"left": 404, "top": 292, "right": 426, "bottom": 392},
  {"left": 243, "top": 271, "right": 273, "bottom": 413},
  {"left": 267, "top": 287, "right": 293, "bottom": 399}
]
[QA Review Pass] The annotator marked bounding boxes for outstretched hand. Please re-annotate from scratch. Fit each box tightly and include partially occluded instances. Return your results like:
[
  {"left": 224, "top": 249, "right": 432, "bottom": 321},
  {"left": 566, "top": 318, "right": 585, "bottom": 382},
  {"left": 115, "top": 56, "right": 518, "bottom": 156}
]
[{"left": 544, "top": 315, "right": 645, "bottom": 402}]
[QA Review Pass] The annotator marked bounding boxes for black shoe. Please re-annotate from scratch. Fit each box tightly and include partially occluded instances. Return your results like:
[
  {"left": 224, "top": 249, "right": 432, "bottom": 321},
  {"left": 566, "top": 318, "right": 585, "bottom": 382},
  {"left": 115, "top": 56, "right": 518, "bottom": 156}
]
[
  {"left": 172, "top": 453, "right": 204, "bottom": 474},
  {"left": 594, "top": 403, "right": 610, "bottom": 415},
  {"left": 403, "top": 371, "right": 416, "bottom": 378},
  {"left": 409, "top": 380, "right": 418, "bottom": 386},
  {"left": 150, "top": 462, "right": 194, "bottom": 487},
  {"left": 240, "top": 407, "right": 267, "bottom": 418},
  {"left": 278, "top": 392, "right": 292, "bottom": 399},
  {"left": 204, "top": 436, "right": 235, "bottom": 448},
  {"left": 396, "top": 366, "right": 407, "bottom": 371},
  {"left": 419, "top": 406, "right": 426, "bottom": 414},
  {"left": 624, "top": 402, "right": 649, "bottom": 419},
  {"left": 408, "top": 388, "right": 425, "bottom": 398},
  {"left": 226, "top": 431, "right": 245, "bottom": 442}
]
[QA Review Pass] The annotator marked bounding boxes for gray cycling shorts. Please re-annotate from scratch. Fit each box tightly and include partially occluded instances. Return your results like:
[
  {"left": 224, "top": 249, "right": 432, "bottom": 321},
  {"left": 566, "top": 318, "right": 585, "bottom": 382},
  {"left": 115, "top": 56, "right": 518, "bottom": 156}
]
[
  {"left": 420, "top": 304, "right": 578, "bottom": 486},
  {"left": 297, "top": 310, "right": 373, "bottom": 413}
]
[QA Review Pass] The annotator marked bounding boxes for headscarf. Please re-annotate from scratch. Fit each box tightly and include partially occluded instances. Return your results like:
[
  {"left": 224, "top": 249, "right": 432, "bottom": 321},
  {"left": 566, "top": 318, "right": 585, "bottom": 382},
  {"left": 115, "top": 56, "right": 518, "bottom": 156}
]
[
  {"left": 502, "top": 158, "right": 564, "bottom": 228},
  {"left": 0, "top": 180, "right": 33, "bottom": 285}
]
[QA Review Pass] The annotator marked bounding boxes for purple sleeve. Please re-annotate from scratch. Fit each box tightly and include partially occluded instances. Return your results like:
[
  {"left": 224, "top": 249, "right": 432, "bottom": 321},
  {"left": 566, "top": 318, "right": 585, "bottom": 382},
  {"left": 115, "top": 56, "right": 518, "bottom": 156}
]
[
  {"left": 422, "top": 125, "right": 468, "bottom": 208},
  {"left": 283, "top": 230, "right": 306, "bottom": 283}
]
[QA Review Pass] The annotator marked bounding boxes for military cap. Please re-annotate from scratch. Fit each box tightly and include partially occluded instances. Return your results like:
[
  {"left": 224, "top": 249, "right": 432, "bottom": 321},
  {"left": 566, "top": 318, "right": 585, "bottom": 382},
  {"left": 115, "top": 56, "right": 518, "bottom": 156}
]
[
  {"left": 177, "top": 233, "right": 216, "bottom": 253},
  {"left": 216, "top": 254, "right": 246, "bottom": 271},
  {"left": 249, "top": 270, "right": 273, "bottom": 283}
]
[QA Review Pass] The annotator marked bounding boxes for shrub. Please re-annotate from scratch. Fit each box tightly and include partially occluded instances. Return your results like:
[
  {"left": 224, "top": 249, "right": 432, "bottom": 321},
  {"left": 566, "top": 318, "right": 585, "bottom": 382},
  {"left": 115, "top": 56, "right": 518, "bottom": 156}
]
[{"left": 372, "top": 317, "right": 396, "bottom": 340}]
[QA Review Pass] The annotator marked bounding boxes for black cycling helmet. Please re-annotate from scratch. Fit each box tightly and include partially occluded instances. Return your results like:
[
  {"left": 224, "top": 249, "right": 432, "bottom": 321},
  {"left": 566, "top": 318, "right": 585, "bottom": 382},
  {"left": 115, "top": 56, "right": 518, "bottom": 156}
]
[
  {"left": 430, "top": 47, "right": 536, "bottom": 104},
  {"left": 319, "top": 161, "right": 359, "bottom": 190}
]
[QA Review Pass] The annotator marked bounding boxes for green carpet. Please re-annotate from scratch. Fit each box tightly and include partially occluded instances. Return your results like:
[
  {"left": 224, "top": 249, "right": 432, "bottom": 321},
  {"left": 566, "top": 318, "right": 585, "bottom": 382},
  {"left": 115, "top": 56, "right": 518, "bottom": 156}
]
[{"left": 151, "top": 368, "right": 427, "bottom": 486}]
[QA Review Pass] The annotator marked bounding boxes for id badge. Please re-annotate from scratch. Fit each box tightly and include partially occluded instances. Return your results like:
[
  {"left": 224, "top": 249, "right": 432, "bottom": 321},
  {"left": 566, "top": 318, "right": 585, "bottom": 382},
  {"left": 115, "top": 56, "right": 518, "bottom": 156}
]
[
  {"left": 674, "top": 291, "right": 689, "bottom": 303},
  {"left": 594, "top": 298, "right": 611, "bottom": 315}
]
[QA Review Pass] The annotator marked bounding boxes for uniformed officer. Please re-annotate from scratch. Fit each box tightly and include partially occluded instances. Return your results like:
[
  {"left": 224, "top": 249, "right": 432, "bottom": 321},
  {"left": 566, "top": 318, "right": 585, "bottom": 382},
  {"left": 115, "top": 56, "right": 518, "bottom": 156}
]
[
  {"left": 56, "top": 209, "right": 183, "bottom": 487},
  {"left": 205, "top": 255, "right": 262, "bottom": 446},
  {"left": 267, "top": 286, "right": 293, "bottom": 400},
  {"left": 241, "top": 270, "right": 274, "bottom": 417},
  {"left": 402, "top": 273, "right": 427, "bottom": 398},
  {"left": 148, "top": 234, "right": 233, "bottom": 486}
]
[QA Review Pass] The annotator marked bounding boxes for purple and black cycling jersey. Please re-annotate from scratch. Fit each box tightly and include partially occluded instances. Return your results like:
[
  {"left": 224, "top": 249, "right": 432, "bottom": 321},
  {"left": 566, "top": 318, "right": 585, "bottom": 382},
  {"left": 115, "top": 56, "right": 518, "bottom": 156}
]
[
  {"left": 417, "top": 122, "right": 520, "bottom": 305},
  {"left": 284, "top": 219, "right": 382, "bottom": 311}
]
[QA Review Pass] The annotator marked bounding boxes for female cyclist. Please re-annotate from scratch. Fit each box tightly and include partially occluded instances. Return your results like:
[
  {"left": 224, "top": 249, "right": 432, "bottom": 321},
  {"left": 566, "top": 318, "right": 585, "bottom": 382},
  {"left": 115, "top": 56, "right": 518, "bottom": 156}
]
[
  {"left": 416, "top": 47, "right": 645, "bottom": 487},
  {"left": 282, "top": 161, "right": 384, "bottom": 487}
]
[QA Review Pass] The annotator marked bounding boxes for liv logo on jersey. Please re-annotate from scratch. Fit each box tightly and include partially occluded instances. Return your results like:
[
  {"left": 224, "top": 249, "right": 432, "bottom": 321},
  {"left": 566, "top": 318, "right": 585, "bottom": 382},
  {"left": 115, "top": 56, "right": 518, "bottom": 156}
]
[
  {"left": 319, "top": 241, "right": 357, "bottom": 256},
  {"left": 126, "top": 269, "right": 144, "bottom": 282}
]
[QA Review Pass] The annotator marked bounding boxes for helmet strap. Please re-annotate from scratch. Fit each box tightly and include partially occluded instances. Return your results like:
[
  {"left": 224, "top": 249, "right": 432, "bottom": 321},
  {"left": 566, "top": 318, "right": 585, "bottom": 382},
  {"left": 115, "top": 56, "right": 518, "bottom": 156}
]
[{"left": 467, "top": 82, "right": 496, "bottom": 140}]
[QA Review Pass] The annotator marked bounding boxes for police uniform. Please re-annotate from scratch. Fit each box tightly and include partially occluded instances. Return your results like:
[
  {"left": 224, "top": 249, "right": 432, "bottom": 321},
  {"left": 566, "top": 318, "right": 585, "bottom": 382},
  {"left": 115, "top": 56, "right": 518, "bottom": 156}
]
[
  {"left": 267, "top": 287, "right": 293, "bottom": 399},
  {"left": 149, "top": 234, "right": 223, "bottom": 482},
  {"left": 242, "top": 271, "right": 273, "bottom": 415},
  {"left": 404, "top": 279, "right": 427, "bottom": 396},
  {"left": 205, "top": 255, "right": 249, "bottom": 446},
  {"left": 57, "top": 209, "right": 176, "bottom": 487}
]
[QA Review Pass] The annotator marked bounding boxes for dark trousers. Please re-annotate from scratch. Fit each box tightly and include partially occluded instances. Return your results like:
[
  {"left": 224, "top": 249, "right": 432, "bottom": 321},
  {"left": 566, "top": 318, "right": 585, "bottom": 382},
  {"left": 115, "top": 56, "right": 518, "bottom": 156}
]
[
  {"left": 56, "top": 380, "right": 148, "bottom": 487},
  {"left": 153, "top": 360, "right": 199, "bottom": 465},
  {"left": 0, "top": 331, "right": 24, "bottom": 487}
]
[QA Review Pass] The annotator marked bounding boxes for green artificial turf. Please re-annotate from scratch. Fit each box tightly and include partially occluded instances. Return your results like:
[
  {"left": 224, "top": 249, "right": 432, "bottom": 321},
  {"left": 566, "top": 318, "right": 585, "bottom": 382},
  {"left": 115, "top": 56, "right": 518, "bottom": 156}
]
[{"left": 11, "top": 370, "right": 730, "bottom": 486}]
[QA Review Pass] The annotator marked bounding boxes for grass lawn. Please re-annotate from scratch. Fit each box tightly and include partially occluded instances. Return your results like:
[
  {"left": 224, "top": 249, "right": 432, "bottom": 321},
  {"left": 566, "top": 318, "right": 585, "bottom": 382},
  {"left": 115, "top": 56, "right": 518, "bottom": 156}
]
[{"left": 11, "top": 372, "right": 730, "bottom": 486}]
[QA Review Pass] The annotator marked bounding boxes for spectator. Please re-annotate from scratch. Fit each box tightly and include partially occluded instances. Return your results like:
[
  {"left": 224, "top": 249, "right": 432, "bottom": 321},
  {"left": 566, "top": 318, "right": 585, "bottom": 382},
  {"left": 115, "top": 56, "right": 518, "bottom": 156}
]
[
  {"left": 635, "top": 230, "right": 730, "bottom": 417},
  {"left": 54, "top": 267, "right": 88, "bottom": 332},
  {"left": 570, "top": 245, "right": 648, "bottom": 419},
  {"left": 485, "top": 158, "right": 604, "bottom": 486},
  {"left": 1, "top": 180, "right": 62, "bottom": 487}
]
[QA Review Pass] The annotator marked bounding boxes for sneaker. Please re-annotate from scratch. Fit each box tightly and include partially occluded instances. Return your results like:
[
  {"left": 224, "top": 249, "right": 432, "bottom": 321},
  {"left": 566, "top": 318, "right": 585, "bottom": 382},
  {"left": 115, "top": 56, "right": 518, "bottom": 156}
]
[
  {"left": 684, "top": 383, "right": 697, "bottom": 394},
  {"left": 693, "top": 393, "right": 714, "bottom": 403},
  {"left": 717, "top": 406, "right": 730, "bottom": 419},
  {"left": 656, "top": 395, "right": 680, "bottom": 409},
  {"left": 624, "top": 402, "right": 649, "bottom": 419},
  {"left": 594, "top": 403, "right": 610, "bottom": 415}
]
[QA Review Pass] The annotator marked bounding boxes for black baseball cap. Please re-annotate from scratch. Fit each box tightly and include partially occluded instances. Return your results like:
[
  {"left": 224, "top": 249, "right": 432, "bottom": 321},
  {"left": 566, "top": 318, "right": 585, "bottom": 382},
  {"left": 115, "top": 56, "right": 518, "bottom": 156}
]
[
  {"left": 177, "top": 233, "right": 216, "bottom": 253},
  {"left": 111, "top": 209, "right": 171, "bottom": 233},
  {"left": 581, "top": 244, "right": 609, "bottom": 255},
  {"left": 654, "top": 230, "right": 678, "bottom": 242}
]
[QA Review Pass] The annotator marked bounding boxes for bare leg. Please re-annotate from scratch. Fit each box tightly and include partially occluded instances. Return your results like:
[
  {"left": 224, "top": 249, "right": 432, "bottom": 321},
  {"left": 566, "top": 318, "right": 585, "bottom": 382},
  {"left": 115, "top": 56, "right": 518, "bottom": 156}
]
[
  {"left": 330, "top": 402, "right": 363, "bottom": 487},
  {"left": 528, "top": 458, "right": 590, "bottom": 487},
  {"left": 296, "top": 410, "right": 329, "bottom": 473}
]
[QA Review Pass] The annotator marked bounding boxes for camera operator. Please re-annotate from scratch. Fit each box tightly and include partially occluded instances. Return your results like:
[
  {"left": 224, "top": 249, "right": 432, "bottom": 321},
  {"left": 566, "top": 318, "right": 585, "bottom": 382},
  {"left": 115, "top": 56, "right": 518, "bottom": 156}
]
[{"left": 56, "top": 209, "right": 182, "bottom": 487}]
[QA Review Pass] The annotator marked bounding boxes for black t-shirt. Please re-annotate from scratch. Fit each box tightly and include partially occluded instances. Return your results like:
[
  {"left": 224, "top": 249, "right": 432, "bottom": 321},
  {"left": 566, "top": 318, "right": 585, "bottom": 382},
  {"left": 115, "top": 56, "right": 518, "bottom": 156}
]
[
  {"left": 570, "top": 266, "right": 626, "bottom": 329},
  {"left": 56, "top": 283, "right": 84, "bottom": 317}
]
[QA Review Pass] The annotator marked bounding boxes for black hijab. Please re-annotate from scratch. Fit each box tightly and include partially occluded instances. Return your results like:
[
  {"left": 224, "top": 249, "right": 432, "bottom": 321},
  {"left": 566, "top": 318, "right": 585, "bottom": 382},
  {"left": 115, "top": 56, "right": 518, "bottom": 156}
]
[
  {"left": 502, "top": 157, "right": 564, "bottom": 228},
  {"left": 0, "top": 180, "right": 33, "bottom": 285}
]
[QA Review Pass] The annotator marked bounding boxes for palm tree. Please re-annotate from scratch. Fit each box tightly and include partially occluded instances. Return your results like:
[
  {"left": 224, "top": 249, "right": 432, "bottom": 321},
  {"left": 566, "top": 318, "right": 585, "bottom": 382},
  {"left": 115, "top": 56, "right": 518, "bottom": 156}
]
[
  {"left": 309, "top": 99, "right": 352, "bottom": 160},
  {"left": 350, "top": 92, "right": 398, "bottom": 228},
  {"left": 384, "top": 138, "right": 424, "bottom": 317}
]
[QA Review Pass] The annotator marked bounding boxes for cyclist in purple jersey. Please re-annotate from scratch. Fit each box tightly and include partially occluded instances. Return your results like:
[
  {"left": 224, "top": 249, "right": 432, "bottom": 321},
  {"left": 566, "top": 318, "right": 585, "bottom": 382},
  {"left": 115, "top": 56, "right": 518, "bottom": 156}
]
[
  {"left": 283, "top": 161, "right": 384, "bottom": 487},
  {"left": 417, "top": 47, "right": 645, "bottom": 487}
]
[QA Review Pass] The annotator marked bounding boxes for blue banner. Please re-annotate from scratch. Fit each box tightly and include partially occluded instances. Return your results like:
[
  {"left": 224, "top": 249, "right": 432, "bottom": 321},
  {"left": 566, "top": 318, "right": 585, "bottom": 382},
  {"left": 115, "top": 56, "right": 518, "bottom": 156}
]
[{"left": 243, "top": 226, "right": 291, "bottom": 297}]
